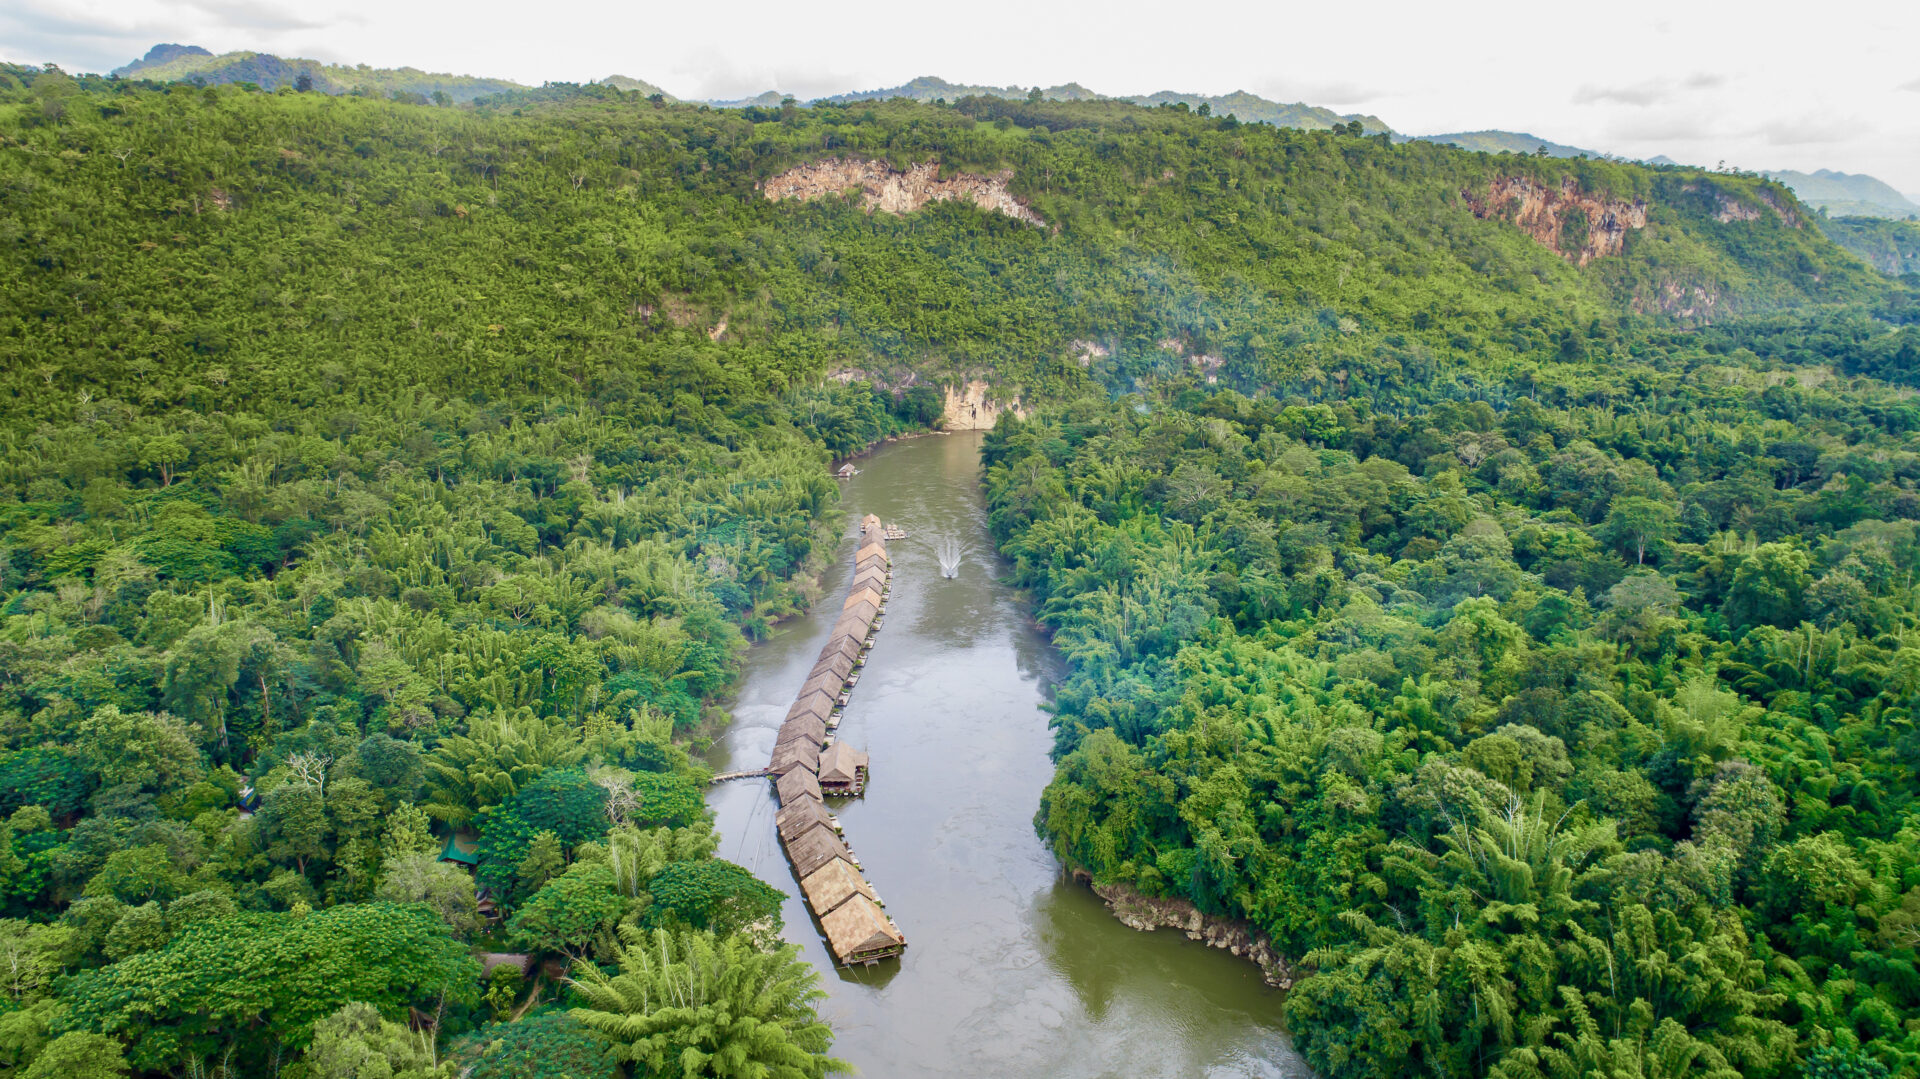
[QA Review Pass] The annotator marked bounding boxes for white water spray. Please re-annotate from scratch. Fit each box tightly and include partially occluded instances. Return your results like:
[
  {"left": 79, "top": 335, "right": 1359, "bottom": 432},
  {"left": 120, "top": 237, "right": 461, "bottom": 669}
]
[{"left": 934, "top": 536, "right": 964, "bottom": 579}]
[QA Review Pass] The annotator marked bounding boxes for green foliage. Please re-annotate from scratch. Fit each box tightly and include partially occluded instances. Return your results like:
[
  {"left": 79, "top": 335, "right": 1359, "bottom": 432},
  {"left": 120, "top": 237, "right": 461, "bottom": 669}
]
[
  {"left": 20, "top": 1032, "right": 128, "bottom": 1079},
  {"left": 58, "top": 903, "right": 479, "bottom": 1073},
  {"left": 0, "top": 749, "right": 89, "bottom": 817},
  {"left": 570, "top": 926, "right": 845, "bottom": 1079},
  {"left": 475, "top": 769, "right": 609, "bottom": 897},
  {"left": 506, "top": 862, "right": 625, "bottom": 960},
  {"left": 2, "top": 66, "right": 1915, "bottom": 1079},
  {"left": 298, "top": 1001, "right": 453, "bottom": 1079},
  {"left": 1802, "top": 1045, "right": 1894, "bottom": 1079},
  {"left": 989, "top": 335, "right": 1920, "bottom": 1076},
  {"left": 1819, "top": 216, "right": 1920, "bottom": 277},
  {"left": 467, "top": 1010, "right": 619, "bottom": 1079},
  {"left": 645, "top": 859, "right": 785, "bottom": 938},
  {"left": 374, "top": 851, "right": 483, "bottom": 934},
  {"left": 482, "top": 966, "right": 522, "bottom": 1023}
]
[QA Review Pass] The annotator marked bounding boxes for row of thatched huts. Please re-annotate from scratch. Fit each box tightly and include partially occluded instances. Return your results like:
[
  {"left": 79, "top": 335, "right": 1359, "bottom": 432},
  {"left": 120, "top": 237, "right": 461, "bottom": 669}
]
[{"left": 767, "top": 513, "right": 902, "bottom": 966}]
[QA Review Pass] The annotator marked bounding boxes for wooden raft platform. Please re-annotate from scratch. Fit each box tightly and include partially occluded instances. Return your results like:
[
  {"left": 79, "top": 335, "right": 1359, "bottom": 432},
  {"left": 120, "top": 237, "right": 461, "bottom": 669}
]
[{"left": 766, "top": 513, "right": 900, "bottom": 966}]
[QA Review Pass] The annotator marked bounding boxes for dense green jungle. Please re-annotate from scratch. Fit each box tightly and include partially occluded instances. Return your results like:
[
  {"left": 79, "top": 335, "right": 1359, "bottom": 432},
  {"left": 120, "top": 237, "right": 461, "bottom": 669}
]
[{"left": 0, "top": 61, "right": 1918, "bottom": 1079}]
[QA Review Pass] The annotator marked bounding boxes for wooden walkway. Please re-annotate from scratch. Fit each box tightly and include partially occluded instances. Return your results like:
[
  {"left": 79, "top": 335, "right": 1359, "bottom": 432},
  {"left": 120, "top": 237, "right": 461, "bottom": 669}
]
[
  {"left": 762, "top": 513, "right": 904, "bottom": 966},
  {"left": 710, "top": 769, "right": 769, "bottom": 783}
]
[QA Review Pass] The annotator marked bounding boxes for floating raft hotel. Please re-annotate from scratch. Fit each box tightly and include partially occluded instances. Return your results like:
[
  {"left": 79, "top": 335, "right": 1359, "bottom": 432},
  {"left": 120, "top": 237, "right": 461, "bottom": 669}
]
[{"left": 768, "top": 513, "right": 902, "bottom": 965}]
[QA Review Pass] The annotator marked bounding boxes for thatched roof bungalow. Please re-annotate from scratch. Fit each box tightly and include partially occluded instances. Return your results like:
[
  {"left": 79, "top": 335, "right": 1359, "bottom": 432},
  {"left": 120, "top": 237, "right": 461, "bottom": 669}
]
[
  {"left": 784, "top": 821, "right": 854, "bottom": 878},
  {"left": 776, "top": 767, "right": 822, "bottom": 804},
  {"left": 778, "top": 713, "right": 827, "bottom": 747},
  {"left": 769, "top": 738, "right": 821, "bottom": 776},
  {"left": 777, "top": 797, "right": 837, "bottom": 843},
  {"left": 820, "top": 894, "right": 906, "bottom": 964},
  {"left": 790, "top": 687, "right": 838, "bottom": 719},
  {"left": 819, "top": 742, "right": 869, "bottom": 794},
  {"left": 841, "top": 598, "right": 880, "bottom": 626},
  {"left": 860, "top": 513, "right": 882, "bottom": 534},
  {"left": 852, "top": 566, "right": 888, "bottom": 593},
  {"left": 800, "top": 670, "right": 844, "bottom": 702},
  {"left": 843, "top": 585, "right": 883, "bottom": 610},
  {"left": 810, "top": 651, "right": 855, "bottom": 684},
  {"left": 799, "top": 857, "right": 876, "bottom": 915}
]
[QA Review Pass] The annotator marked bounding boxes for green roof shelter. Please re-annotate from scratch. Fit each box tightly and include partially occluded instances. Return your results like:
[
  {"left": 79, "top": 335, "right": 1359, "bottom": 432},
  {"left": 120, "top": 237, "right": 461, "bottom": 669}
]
[{"left": 439, "top": 832, "right": 479, "bottom": 867}]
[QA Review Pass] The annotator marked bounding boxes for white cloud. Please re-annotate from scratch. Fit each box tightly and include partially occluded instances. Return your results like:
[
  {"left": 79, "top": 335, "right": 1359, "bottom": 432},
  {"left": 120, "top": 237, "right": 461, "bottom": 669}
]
[{"left": 6, "top": 0, "right": 1918, "bottom": 191}]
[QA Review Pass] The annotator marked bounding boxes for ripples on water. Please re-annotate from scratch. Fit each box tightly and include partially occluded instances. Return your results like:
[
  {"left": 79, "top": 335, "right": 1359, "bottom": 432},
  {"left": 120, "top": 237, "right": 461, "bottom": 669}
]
[{"left": 703, "top": 432, "right": 1309, "bottom": 1079}]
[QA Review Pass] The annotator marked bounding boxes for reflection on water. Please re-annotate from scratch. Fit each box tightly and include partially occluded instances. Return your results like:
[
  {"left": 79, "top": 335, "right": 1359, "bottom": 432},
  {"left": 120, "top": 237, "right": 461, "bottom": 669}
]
[{"left": 703, "top": 433, "right": 1308, "bottom": 1078}]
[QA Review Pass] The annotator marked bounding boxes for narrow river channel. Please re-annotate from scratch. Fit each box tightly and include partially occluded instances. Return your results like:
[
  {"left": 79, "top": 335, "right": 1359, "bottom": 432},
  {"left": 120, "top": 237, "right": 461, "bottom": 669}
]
[{"left": 703, "top": 431, "right": 1308, "bottom": 1078}]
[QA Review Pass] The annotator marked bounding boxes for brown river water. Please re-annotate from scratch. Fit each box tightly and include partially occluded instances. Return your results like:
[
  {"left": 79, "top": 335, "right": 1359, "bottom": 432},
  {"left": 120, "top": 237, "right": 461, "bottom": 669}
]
[{"left": 702, "top": 431, "right": 1308, "bottom": 1078}]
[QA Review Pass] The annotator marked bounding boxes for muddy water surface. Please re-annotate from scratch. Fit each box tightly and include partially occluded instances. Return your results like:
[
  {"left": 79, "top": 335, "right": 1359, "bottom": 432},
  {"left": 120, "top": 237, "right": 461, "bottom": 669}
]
[{"left": 703, "top": 432, "right": 1308, "bottom": 1079}]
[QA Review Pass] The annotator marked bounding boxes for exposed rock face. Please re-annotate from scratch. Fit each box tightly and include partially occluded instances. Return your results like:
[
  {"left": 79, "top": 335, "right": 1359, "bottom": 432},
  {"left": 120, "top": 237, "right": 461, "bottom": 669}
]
[
  {"left": 941, "top": 379, "right": 1026, "bottom": 431},
  {"left": 1090, "top": 879, "right": 1294, "bottom": 989},
  {"left": 1069, "top": 339, "right": 1110, "bottom": 366},
  {"left": 763, "top": 159, "right": 1047, "bottom": 228},
  {"left": 1684, "top": 183, "right": 1802, "bottom": 228},
  {"left": 1638, "top": 280, "right": 1722, "bottom": 321},
  {"left": 1464, "top": 177, "right": 1648, "bottom": 266}
]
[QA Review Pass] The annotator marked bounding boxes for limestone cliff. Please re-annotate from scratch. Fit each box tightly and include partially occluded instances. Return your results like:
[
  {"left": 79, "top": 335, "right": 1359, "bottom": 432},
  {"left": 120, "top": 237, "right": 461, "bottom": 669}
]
[
  {"left": 1464, "top": 177, "right": 1648, "bottom": 266},
  {"left": 1088, "top": 878, "right": 1294, "bottom": 989},
  {"left": 1685, "top": 182, "right": 1803, "bottom": 229},
  {"left": 942, "top": 380, "right": 1026, "bottom": 431},
  {"left": 762, "top": 159, "right": 1047, "bottom": 228}
]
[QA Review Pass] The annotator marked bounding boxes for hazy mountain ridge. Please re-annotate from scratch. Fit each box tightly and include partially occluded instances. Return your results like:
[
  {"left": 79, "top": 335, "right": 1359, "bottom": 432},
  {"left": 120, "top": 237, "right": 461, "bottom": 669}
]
[
  {"left": 104, "top": 43, "right": 525, "bottom": 101},
  {"left": 84, "top": 47, "right": 1918, "bottom": 203},
  {"left": 1406, "top": 129, "right": 1604, "bottom": 158},
  {"left": 815, "top": 76, "right": 1103, "bottom": 105},
  {"left": 816, "top": 77, "right": 1383, "bottom": 130},
  {"left": 1764, "top": 169, "right": 1920, "bottom": 220},
  {"left": 597, "top": 74, "right": 672, "bottom": 98}
]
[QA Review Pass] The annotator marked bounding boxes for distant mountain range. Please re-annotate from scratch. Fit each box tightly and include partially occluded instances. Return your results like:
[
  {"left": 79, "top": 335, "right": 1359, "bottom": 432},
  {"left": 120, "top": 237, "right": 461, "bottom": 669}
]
[
  {"left": 1761, "top": 170, "right": 1920, "bottom": 220},
  {"left": 89, "top": 47, "right": 1920, "bottom": 205},
  {"left": 109, "top": 43, "right": 522, "bottom": 101},
  {"left": 1403, "top": 130, "right": 1603, "bottom": 159},
  {"left": 803, "top": 76, "right": 1386, "bottom": 131},
  {"left": 814, "top": 76, "right": 1102, "bottom": 106},
  {"left": 597, "top": 75, "right": 671, "bottom": 98}
]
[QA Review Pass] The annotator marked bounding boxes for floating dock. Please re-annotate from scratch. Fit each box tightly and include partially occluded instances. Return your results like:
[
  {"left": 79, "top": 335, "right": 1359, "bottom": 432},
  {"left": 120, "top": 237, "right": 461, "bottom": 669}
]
[{"left": 767, "top": 513, "right": 902, "bottom": 965}]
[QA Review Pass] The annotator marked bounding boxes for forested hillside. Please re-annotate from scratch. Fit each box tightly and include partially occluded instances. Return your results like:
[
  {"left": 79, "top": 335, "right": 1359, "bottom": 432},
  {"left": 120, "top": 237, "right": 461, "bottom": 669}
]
[
  {"left": 0, "top": 60, "right": 1912, "bottom": 1079},
  {"left": 984, "top": 260, "right": 1920, "bottom": 1074},
  {"left": 1822, "top": 216, "right": 1920, "bottom": 278}
]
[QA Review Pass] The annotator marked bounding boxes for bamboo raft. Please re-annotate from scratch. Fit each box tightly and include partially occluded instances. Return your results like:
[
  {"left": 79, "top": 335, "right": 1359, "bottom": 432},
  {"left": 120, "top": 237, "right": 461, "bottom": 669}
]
[{"left": 766, "top": 513, "right": 902, "bottom": 966}]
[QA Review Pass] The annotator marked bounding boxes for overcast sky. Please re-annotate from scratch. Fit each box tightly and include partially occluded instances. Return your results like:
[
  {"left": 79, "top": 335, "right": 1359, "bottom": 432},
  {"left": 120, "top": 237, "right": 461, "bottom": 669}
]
[{"left": 8, "top": 0, "right": 1920, "bottom": 195}]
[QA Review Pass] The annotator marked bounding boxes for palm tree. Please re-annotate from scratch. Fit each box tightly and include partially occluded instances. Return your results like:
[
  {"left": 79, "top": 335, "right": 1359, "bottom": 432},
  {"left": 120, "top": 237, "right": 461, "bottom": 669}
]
[{"left": 570, "top": 926, "right": 847, "bottom": 1078}]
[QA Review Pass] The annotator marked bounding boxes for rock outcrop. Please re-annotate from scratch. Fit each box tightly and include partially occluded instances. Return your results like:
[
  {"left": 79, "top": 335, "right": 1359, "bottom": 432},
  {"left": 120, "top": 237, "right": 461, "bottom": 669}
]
[
  {"left": 1089, "top": 879, "right": 1294, "bottom": 989},
  {"left": 1464, "top": 177, "right": 1648, "bottom": 266},
  {"left": 1639, "top": 279, "right": 1722, "bottom": 321},
  {"left": 941, "top": 380, "right": 1026, "bottom": 431},
  {"left": 1684, "top": 183, "right": 1802, "bottom": 229},
  {"left": 763, "top": 159, "right": 1046, "bottom": 228}
]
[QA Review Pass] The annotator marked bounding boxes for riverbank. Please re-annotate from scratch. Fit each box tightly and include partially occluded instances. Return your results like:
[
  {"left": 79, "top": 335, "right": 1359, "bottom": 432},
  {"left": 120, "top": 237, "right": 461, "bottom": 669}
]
[
  {"left": 1075, "top": 873, "right": 1297, "bottom": 990},
  {"left": 701, "top": 431, "right": 1306, "bottom": 1077}
]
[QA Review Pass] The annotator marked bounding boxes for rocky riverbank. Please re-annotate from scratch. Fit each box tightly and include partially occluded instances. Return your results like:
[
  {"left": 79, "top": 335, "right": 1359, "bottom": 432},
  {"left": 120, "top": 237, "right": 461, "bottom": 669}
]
[{"left": 1081, "top": 875, "right": 1295, "bottom": 989}]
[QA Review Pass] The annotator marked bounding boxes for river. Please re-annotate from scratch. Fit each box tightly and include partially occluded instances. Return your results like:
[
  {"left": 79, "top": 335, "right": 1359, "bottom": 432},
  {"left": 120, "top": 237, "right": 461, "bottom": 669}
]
[{"left": 703, "top": 431, "right": 1308, "bottom": 1078}]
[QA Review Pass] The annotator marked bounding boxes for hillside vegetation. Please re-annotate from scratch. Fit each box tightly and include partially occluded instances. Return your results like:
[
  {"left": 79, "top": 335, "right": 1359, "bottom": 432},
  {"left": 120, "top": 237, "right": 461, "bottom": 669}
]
[
  {"left": 0, "top": 64, "right": 1914, "bottom": 1079},
  {"left": 1821, "top": 216, "right": 1920, "bottom": 278}
]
